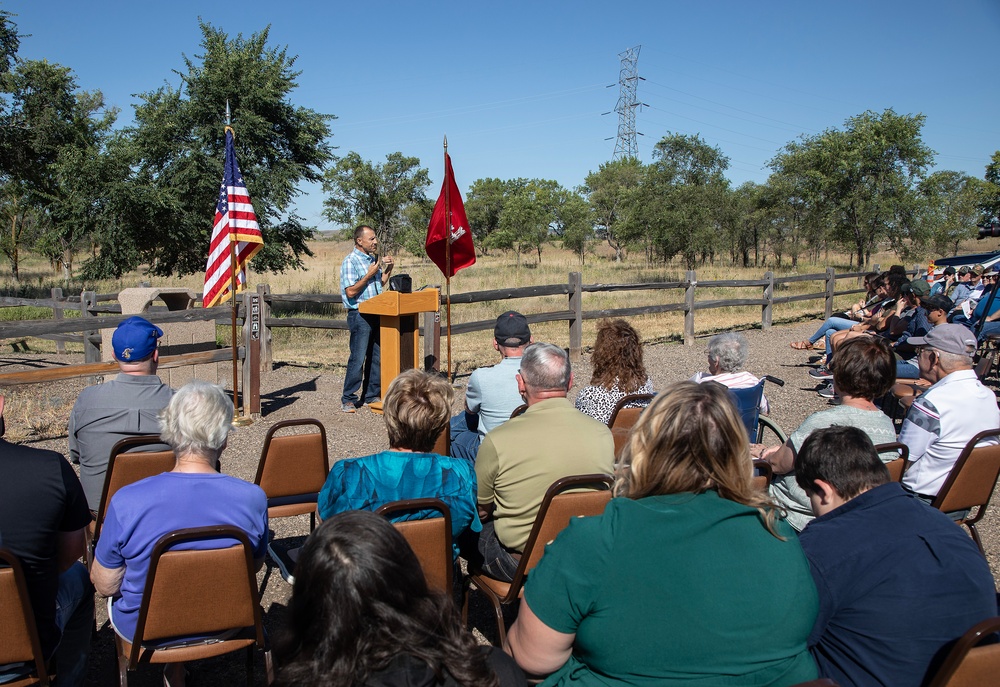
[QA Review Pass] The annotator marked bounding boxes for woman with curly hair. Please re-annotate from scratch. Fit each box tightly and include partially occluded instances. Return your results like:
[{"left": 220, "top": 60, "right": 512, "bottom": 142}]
[
  {"left": 575, "top": 319, "right": 653, "bottom": 424},
  {"left": 506, "top": 382, "right": 818, "bottom": 686},
  {"left": 274, "top": 510, "right": 524, "bottom": 687}
]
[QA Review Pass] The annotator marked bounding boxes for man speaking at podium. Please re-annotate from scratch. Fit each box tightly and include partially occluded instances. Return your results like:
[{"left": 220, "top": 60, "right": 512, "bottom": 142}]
[{"left": 340, "top": 224, "right": 394, "bottom": 413}]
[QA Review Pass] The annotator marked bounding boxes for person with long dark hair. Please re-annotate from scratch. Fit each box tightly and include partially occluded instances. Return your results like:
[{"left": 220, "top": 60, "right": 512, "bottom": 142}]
[
  {"left": 505, "top": 382, "right": 818, "bottom": 686},
  {"left": 575, "top": 319, "right": 653, "bottom": 424},
  {"left": 274, "top": 511, "right": 525, "bottom": 687}
]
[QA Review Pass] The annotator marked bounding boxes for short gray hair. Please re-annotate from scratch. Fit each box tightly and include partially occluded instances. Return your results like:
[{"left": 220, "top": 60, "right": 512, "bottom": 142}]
[
  {"left": 706, "top": 332, "right": 748, "bottom": 373},
  {"left": 159, "top": 380, "right": 233, "bottom": 457},
  {"left": 520, "top": 343, "right": 571, "bottom": 391},
  {"left": 935, "top": 349, "right": 974, "bottom": 372}
]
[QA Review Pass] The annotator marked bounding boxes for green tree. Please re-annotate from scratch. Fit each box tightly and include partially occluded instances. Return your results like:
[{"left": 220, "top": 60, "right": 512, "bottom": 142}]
[
  {"left": 87, "top": 22, "right": 334, "bottom": 279},
  {"left": 645, "top": 133, "right": 730, "bottom": 268},
  {"left": 919, "top": 170, "right": 988, "bottom": 255},
  {"left": 486, "top": 179, "right": 558, "bottom": 266},
  {"left": 583, "top": 157, "right": 643, "bottom": 262},
  {"left": 552, "top": 188, "right": 593, "bottom": 264},
  {"left": 0, "top": 57, "right": 116, "bottom": 280},
  {"left": 465, "top": 177, "right": 510, "bottom": 254},
  {"left": 322, "top": 151, "right": 430, "bottom": 254},
  {"left": 770, "top": 109, "right": 933, "bottom": 268},
  {"left": 979, "top": 151, "right": 1000, "bottom": 230}
]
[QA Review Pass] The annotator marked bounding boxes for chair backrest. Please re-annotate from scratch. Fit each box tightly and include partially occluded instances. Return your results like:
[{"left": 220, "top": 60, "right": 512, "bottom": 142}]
[
  {"left": 752, "top": 459, "right": 772, "bottom": 492},
  {"left": 432, "top": 426, "right": 450, "bottom": 457},
  {"left": 510, "top": 404, "right": 527, "bottom": 419},
  {"left": 606, "top": 393, "right": 655, "bottom": 430},
  {"left": 932, "top": 429, "right": 1000, "bottom": 516},
  {"left": 511, "top": 474, "right": 614, "bottom": 591},
  {"left": 254, "top": 419, "right": 329, "bottom": 514},
  {"left": 96, "top": 436, "right": 177, "bottom": 541},
  {"left": 926, "top": 616, "right": 1000, "bottom": 687},
  {"left": 874, "top": 442, "right": 910, "bottom": 482},
  {"left": 0, "top": 549, "right": 49, "bottom": 684},
  {"left": 728, "top": 380, "right": 765, "bottom": 441},
  {"left": 375, "top": 498, "right": 452, "bottom": 595},
  {"left": 131, "top": 526, "right": 264, "bottom": 656}
]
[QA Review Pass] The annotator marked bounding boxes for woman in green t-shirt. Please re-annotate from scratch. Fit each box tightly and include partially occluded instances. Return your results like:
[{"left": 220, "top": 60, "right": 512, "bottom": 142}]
[{"left": 506, "top": 381, "right": 819, "bottom": 687}]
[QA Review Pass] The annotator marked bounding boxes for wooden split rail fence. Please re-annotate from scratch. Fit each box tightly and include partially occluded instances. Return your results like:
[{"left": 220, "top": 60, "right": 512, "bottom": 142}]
[{"left": 2, "top": 267, "right": 898, "bottom": 404}]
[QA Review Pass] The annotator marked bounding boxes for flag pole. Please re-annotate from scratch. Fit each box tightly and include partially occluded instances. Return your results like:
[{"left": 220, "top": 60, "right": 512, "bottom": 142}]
[
  {"left": 443, "top": 136, "right": 453, "bottom": 383},
  {"left": 224, "top": 102, "right": 249, "bottom": 425}
]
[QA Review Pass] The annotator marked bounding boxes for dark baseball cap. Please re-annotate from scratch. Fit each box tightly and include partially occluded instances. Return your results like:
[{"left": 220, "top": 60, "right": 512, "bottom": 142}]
[
  {"left": 494, "top": 311, "right": 531, "bottom": 346},
  {"left": 958, "top": 266, "right": 972, "bottom": 276},
  {"left": 112, "top": 316, "right": 163, "bottom": 361},
  {"left": 901, "top": 280, "right": 930, "bottom": 297},
  {"left": 906, "top": 323, "right": 977, "bottom": 356},
  {"left": 921, "top": 294, "right": 954, "bottom": 312}
]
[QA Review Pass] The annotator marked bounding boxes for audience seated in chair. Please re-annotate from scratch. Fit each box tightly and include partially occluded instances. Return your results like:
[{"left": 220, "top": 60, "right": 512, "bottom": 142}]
[
  {"left": 90, "top": 380, "right": 268, "bottom": 687},
  {"left": 898, "top": 325, "right": 1000, "bottom": 516},
  {"left": 318, "top": 368, "right": 480, "bottom": 557},
  {"left": 794, "top": 426, "right": 996, "bottom": 687},
  {"left": 469, "top": 343, "right": 614, "bottom": 583},
  {"left": 69, "top": 315, "right": 174, "bottom": 511},
  {"left": 505, "top": 381, "right": 820, "bottom": 686},
  {"left": 0, "top": 396, "right": 92, "bottom": 687},
  {"left": 272, "top": 511, "right": 525, "bottom": 687},
  {"left": 449, "top": 311, "right": 532, "bottom": 461},
  {"left": 575, "top": 319, "right": 654, "bottom": 425},
  {"left": 690, "top": 332, "right": 769, "bottom": 415},
  {"left": 763, "top": 336, "right": 899, "bottom": 531}
]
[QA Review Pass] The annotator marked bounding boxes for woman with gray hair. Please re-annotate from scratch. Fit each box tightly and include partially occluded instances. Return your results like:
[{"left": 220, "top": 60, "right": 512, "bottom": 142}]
[
  {"left": 90, "top": 380, "right": 268, "bottom": 687},
  {"left": 690, "top": 332, "right": 769, "bottom": 414}
]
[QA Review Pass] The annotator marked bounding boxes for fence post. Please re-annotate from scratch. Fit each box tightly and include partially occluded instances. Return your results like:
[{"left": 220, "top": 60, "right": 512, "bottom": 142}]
[
  {"left": 242, "top": 291, "right": 261, "bottom": 418},
  {"left": 81, "top": 290, "right": 99, "bottom": 364},
  {"left": 824, "top": 267, "right": 836, "bottom": 318},
  {"left": 684, "top": 270, "right": 696, "bottom": 346},
  {"left": 50, "top": 287, "right": 65, "bottom": 354},
  {"left": 568, "top": 272, "right": 583, "bottom": 357},
  {"left": 762, "top": 272, "right": 773, "bottom": 329},
  {"left": 422, "top": 310, "right": 441, "bottom": 372},
  {"left": 256, "top": 283, "right": 272, "bottom": 371}
]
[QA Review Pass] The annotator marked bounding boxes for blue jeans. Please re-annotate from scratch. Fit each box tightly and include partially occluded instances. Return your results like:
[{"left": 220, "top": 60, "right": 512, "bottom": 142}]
[
  {"left": 0, "top": 562, "right": 93, "bottom": 687},
  {"left": 449, "top": 412, "right": 482, "bottom": 462},
  {"left": 978, "top": 321, "right": 1000, "bottom": 344},
  {"left": 342, "top": 309, "right": 381, "bottom": 406},
  {"left": 896, "top": 359, "right": 919, "bottom": 379},
  {"left": 473, "top": 520, "right": 520, "bottom": 582},
  {"left": 809, "top": 316, "right": 854, "bottom": 344}
]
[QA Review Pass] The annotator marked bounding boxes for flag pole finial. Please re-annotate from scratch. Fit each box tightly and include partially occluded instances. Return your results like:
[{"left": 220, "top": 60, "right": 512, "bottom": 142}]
[
  {"left": 443, "top": 134, "right": 448, "bottom": 150},
  {"left": 225, "top": 100, "right": 231, "bottom": 127}
]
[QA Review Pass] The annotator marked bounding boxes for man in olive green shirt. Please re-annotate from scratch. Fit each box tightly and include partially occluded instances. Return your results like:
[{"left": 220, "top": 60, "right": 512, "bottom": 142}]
[{"left": 473, "top": 342, "right": 615, "bottom": 581}]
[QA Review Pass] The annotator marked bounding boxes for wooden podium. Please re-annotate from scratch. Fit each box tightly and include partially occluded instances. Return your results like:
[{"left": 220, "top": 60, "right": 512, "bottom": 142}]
[{"left": 359, "top": 288, "right": 440, "bottom": 414}]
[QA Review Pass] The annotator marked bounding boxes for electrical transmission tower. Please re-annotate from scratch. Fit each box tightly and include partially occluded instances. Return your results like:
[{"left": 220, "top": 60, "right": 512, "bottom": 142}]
[{"left": 612, "top": 45, "right": 642, "bottom": 161}]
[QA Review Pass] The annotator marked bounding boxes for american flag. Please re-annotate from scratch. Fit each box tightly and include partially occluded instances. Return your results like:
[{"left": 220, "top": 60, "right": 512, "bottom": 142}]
[{"left": 203, "top": 128, "right": 264, "bottom": 308}]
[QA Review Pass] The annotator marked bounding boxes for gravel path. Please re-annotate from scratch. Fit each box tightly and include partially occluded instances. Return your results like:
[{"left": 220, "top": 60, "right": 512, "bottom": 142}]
[{"left": 3, "top": 319, "right": 999, "bottom": 685}]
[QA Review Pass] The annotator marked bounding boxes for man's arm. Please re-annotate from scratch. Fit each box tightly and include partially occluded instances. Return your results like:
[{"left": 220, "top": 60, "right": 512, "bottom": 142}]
[
  {"left": 91, "top": 559, "right": 125, "bottom": 597},
  {"left": 56, "top": 528, "right": 86, "bottom": 572},
  {"left": 475, "top": 436, "right": 500, "bottom": 521},
  {"left": 344, "top": 261, "right": 380, "bottom": 300}
]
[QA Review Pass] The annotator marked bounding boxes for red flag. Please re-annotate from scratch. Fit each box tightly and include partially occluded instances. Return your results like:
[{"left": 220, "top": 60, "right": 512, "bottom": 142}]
[
  {"left": 426, "top": 153, "right": 475, "bottom": 278},
  {"left": 204, "top": 128, "right": 264, "bottom": 308}
]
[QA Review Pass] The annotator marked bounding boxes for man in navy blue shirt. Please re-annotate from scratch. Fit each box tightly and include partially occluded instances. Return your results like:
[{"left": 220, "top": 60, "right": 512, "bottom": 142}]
[{"left": 794, "top": 426, "right": 996, "bottom": 687}]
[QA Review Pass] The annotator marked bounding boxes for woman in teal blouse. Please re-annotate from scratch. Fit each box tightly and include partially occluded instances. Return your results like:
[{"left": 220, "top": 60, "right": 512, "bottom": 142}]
[{"left": 506, "top": 381, "right": 819, "bottom": 687}]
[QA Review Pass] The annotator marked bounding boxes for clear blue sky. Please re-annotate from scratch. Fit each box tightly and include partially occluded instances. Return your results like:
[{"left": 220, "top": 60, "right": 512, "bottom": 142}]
[{"left": 6, "top": 0, "right": 1000, "bottom": 232}]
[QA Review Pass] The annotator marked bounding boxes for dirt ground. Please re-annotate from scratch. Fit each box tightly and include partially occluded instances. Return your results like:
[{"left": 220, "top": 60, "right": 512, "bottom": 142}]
[{"left": 3, "top": 319, "right": 999, "bottom": 686}]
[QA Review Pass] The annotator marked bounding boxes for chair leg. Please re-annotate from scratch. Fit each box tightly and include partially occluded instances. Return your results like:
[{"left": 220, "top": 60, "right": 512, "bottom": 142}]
[
  {"left": 493, "top": 601, "right": 508, "bottom": 647},
  {"left": 264, "top": 649, "right": 275, "bottom": 686},
  {"left": 246, "top": 646, "right": 254, "bottom": 687},
  {"left": 968, "top": 523, "right": 986, "bottom": 557},
  {"left": 114, "top": 633, "right": 129, "bottom": 687}
]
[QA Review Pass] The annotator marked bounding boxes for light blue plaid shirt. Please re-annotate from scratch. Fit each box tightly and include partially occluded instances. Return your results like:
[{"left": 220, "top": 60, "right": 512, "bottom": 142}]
[{"left": 340, "top": 247, "right": 382, "bottom": 309}]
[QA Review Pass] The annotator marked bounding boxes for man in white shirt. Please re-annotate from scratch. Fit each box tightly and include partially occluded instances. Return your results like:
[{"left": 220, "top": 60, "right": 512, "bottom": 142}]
[{"left": 899, "top": 324, "right": 1000, "bottom": 507}]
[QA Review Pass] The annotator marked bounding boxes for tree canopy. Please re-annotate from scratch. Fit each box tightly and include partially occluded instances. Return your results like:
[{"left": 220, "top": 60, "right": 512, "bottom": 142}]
[{"left": 83, "top": 22, "right": 334, "bottom": 279}]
